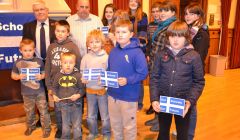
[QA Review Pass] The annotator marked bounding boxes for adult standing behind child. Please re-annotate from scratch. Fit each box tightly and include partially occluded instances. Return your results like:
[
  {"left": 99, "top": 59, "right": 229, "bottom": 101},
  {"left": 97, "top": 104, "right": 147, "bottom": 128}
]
[
  {"left": 107, "top": 20, "right": 148, "bottom": 140},
  {"left": 67, "top": 0, "right": 103, "bottom": 57},
  {"left": 184, "top": 3, "right": 209, "bottom": 140},
  {"left": 52, "top": 52, "right": 85, "bottom": 140},
  {"left": 11, "top": 39, "right": 51, "bottom": 138},
  {"left": 80, "top": 29, "right": 111, "bottom": 140},
  {"left": 22, "top": 0, "right": 56, "bottom": 60},
  {"left": 145, "top": 0, "right": 177, "bottom": 131},
  {"left": 150, "top": 21, "right": 205, "bottom": 140},
  {"left": 44, "top": 20, "right": 81, "bottom": 139},
  {"left": 144, "top": 1, "right": 162, "bottom": 132}
]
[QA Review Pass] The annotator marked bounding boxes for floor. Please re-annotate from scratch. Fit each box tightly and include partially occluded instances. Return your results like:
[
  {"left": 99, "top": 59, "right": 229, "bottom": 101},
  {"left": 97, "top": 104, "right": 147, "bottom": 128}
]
[{"left": 0, "top": 69, "right": 240, "bottom": 140}]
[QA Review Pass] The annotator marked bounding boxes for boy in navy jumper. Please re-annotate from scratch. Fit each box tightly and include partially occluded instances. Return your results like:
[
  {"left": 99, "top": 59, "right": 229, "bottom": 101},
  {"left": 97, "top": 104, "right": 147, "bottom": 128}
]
[{"left": 107, "top": 19, "right": 148, "bottom": 140}]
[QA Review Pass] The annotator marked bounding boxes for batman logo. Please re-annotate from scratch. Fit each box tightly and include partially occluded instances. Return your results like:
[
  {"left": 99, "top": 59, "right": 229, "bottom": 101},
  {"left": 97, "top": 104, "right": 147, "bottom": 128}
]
[{"left": 59, "top": 76, "right": 77, "bottom": 87}]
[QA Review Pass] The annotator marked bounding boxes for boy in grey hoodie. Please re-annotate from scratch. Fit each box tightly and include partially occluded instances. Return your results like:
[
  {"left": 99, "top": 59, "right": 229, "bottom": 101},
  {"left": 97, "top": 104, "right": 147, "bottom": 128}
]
[{"left": 44, "top": 20, "right": 81, "bottom": 138}]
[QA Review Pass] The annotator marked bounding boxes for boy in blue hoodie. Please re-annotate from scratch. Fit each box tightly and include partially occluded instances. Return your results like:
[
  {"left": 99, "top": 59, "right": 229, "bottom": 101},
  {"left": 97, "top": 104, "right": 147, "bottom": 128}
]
[{"left": 107, "top": 19, "right": 148, "bottom": 140}]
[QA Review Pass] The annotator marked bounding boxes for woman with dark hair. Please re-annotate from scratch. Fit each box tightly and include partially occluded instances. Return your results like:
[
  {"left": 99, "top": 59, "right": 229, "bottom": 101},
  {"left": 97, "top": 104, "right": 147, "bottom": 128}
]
[
  {"left": 101, "top": 3, "right": 117, "bottom": 54},
  {"left": 184, "top": 3, "right": 209, "bottom": 140},
  {"left": 102, "top": 3, "right": 117, "bottom": 28},
  {"left": 145, "top": 0, "right": 177, "bottom": 132},
  {"left": 128, "top": 0, "right": 148, "bottom": 111}
]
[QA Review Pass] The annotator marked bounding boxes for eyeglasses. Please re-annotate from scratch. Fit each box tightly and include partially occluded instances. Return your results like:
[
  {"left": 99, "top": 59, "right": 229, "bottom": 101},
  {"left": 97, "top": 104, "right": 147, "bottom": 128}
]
[{"left": 33, "top": 8, "right": 47, "bottom": 12}]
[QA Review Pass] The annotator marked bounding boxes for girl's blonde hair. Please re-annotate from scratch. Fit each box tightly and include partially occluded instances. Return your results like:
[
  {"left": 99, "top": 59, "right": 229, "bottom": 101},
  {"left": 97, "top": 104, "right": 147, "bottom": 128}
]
[
  {"left": 166, "top": 21, "right": 191, "bottom": 45},
  {"left": 86, "top": 29, "right": 105, "bottom": 47}
]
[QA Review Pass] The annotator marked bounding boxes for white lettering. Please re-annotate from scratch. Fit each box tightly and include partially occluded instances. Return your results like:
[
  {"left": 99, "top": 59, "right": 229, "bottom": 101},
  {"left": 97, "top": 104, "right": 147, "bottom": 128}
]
[
  {"left": 0, "top": 54, "right": 4, "bottom": 62},
  {"left": 0, "top": 22, "right": 23, "bottom": 31},
  {"left": 0, "top": 54, "right": 22, "bottom": 63}
]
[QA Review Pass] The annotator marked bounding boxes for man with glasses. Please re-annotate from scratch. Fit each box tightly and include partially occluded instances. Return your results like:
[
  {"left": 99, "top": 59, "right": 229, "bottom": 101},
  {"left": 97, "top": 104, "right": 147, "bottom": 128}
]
[
  {"left": 67, "top": 0, "right": 103, "bottom": 57},
  {"left": 22, "top": 0, "right": 56, "bottom": 60}
]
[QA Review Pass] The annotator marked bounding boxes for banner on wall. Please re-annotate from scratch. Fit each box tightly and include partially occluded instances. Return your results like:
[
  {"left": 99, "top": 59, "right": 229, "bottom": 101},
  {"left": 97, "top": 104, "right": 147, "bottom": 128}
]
[{"left": 0, "top": 13, "right": 35, "bottom": 70}]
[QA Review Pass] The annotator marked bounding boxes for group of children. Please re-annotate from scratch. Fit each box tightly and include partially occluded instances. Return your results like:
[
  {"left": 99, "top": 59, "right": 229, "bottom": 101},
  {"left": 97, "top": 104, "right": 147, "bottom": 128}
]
[{"left": 11, "top": 0, "right": 208, "bottom": 140}]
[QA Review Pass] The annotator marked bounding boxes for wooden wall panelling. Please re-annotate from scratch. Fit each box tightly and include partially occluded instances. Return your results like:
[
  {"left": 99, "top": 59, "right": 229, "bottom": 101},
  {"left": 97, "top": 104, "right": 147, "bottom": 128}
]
[{"left": 204, "top": 29, "right": 233, "bottom": 73}]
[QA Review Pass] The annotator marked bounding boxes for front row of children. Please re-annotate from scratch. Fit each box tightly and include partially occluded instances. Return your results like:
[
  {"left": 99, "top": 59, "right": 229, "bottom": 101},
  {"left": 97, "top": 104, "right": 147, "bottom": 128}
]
[{"left": 11, "top": 19, "right": 204, "bottom": 140}]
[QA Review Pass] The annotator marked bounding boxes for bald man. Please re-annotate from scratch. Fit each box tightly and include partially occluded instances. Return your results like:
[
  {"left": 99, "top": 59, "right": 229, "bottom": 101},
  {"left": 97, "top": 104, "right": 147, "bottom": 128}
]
[{"left": 67, "top": 0, "right": 103, "bottom": 57}]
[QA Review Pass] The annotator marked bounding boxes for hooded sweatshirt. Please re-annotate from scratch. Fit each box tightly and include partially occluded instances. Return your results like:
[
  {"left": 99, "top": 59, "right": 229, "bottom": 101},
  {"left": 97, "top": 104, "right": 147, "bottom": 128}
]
[
  {"left": 107, "top": 37, "right": 148, "bottom": 102},
  {"left": 45, "top": 38, "right": 81, "bottom": 91}
]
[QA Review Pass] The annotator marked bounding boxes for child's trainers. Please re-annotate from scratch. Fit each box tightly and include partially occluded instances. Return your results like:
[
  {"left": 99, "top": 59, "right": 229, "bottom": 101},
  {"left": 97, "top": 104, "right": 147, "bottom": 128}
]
[
  {"left": 24, "top": 128, "right": 36, "bottom": 136},
  {"left": 103, "top": 135, "right": 111, "bottom": 140},
  {"left": 42, "top": 130, "right": 51, "bottom": 138},
  {"left": 86, "top": 134, "right": 97, "bottom": 140}
]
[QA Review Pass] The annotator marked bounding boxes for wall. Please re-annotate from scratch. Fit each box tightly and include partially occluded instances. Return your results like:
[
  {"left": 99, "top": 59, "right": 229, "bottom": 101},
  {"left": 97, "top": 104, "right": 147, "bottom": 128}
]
[
  {"left": 98, "top": 0, "right": 112, "bottom": 19},
  {"left": 207, "top": 0, "right": 237, "bottom": 29}
]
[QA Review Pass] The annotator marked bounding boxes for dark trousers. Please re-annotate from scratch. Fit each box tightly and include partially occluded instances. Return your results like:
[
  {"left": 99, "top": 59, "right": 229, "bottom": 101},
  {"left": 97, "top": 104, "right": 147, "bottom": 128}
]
[
  {"left": 188, "top": 105, "right": 197, "bottom": 140},
  {"left": 138, "top": 81, "right": 144, "bottom": 109},
  {"left": 157, "top": 110, "right": 191, "bottom": 140}
]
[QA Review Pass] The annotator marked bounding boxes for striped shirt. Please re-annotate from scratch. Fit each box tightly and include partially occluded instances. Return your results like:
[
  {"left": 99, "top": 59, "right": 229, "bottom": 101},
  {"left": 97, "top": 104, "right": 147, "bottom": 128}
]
[{"left": 67, "top": 14, "right": 103, "bottom": 57}]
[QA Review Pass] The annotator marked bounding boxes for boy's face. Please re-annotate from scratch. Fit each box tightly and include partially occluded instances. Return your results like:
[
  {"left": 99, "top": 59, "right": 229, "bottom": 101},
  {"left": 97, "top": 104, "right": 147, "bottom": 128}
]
[
  {"left": 55, "top": 25, "right": 70, "bottom": 43},
  {"left": 61, "top": 56, "right": 75, "bottom": 74},
  {"left": 184, "top": 10, "right": 199, "bottom": 25},
  {"left": 88, "top": 38, "right": 102, "bottom": 53},
  {"left": 169, "top": 36, "right": 186, "bottom": 50},
  {"left": 151, "top": 7, "right": 160, "bottom": 21},
  {"left": 115, "top": 26, "right": 133, "bottom": 48},
  {"left": 19, "top": 45, "right": 35, "bottom": 59}
]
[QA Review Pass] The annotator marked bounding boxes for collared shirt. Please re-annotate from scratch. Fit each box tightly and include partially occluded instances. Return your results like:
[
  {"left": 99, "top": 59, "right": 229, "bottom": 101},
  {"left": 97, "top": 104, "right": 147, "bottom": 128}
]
[
  {"left": 36, "top": 18, "right": 50, "bottom": 59},
  {"left": 67, "top": 14, "right": 103, "bottom": 57}
]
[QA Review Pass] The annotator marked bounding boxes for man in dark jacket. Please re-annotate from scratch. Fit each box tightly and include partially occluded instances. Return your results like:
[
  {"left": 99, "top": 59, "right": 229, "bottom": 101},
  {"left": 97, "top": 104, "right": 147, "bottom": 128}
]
[{"left": 22, "top": 0, "right": 56, "bottom": 60}]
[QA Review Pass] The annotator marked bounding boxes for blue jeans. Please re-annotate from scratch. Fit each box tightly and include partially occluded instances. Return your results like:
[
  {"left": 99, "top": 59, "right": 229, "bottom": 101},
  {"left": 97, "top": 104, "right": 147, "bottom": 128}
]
[
  {"left": 54, "top": 102, "right": 62, "bottom": 133},
  {"left": 87, "top": 93, "right": 111, "bottom": 137},
  {"left": 60, "top": 101, "right": 82, "bottom": 140},
  {"left": 188, "top": 105, "right": 197, "bottom": 140}
]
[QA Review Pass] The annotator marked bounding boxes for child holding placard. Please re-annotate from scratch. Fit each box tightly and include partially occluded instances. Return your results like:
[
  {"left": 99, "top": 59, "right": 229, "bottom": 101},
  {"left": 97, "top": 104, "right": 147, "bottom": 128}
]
[
  {"left": 11, "top": 39, "right": 51, "bottom": 138},
  {"left": 80, "top": 29, "right": 111, "bottom": 140},
  {"left": 150, "top": 21, "right": 205, "bottom": 140},
  {"left": 52, "top": 52, "right": 85, "bottom": 140},
  {"left": 107, "top": 20, "right": 148, "bottom": 140}
]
